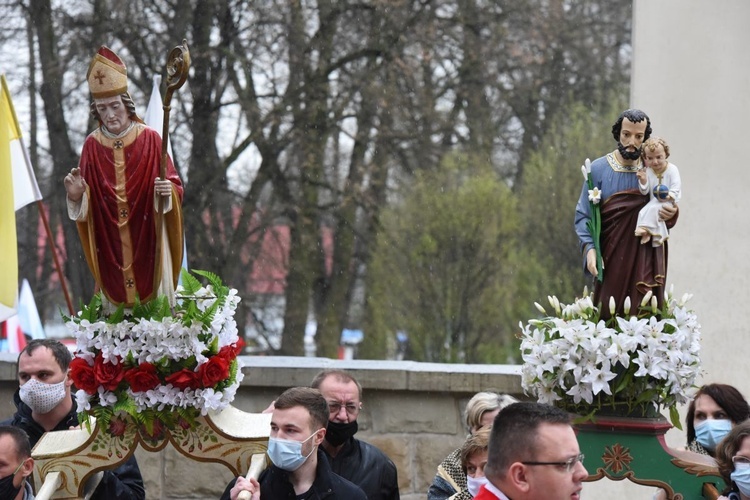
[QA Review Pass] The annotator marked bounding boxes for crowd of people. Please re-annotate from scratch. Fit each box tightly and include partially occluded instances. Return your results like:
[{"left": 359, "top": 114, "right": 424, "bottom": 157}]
[{"left": 4, "top": 341, "right": 750, "bottom": 500}]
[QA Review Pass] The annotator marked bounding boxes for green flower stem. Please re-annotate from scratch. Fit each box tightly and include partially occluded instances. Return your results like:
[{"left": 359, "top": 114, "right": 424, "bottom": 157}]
[{"left": 585, "top": 174, "right": 604, "bottom": 282}]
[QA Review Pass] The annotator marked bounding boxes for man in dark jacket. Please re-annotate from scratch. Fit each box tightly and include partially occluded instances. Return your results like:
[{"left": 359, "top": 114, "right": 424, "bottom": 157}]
[
  {"left": 222, "top": 387, "right": 366, "bottom": 500},
  {"left": 1, "top": 339, "right": 145, "bottom": 499},
  {"left": 311, "top": 369, "right": 400, "bottom": 500}
]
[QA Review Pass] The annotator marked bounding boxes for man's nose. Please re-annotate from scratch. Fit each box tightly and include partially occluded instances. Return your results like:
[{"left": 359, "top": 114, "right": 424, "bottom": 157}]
[
  {"left": 332, "top": 406, "right": 349, "bottom": 422},
  {"left": 574, "top": 460, "right": 588, "bottom": 479}
]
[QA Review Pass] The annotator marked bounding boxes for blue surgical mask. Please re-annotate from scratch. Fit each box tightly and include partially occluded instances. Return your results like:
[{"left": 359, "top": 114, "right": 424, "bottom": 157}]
[
  {"left": 466, "top": 475, "right": 489, "bottom": 497},
  {"left": 267, "top": 432, "right": 317, "bottom": 471},
  {"left": 731, "top": 465, "right": 750, "bottom": 496},
  {"left": 695, "top": 419, "right": 733, "bottom": 451}
]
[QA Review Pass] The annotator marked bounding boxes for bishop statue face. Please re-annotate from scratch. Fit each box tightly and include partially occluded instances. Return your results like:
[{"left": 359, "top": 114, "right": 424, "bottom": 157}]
[{"left": 94, "top": 95, "right": 130, "bottom": 135}]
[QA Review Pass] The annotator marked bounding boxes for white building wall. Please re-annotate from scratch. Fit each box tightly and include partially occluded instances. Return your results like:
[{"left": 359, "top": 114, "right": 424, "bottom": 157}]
[{"left": 586, "top": 1, "right": 750, "bottom": 497}]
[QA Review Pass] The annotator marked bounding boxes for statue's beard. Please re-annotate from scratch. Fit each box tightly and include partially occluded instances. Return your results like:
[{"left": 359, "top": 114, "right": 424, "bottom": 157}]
[{"left": 618, "top": 142, "right": 642, "bottom": 161}]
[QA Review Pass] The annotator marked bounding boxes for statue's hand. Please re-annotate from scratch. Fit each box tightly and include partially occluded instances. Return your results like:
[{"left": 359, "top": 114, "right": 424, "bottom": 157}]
[
  {"left": 64, "top": 168, "right": 87, "bottom": 202},
  {"left": 154, "top": 178, "right": 173, "bottom": 197},
  {"left": 636, "top": 168, "right": 647, "bottom": 185},
  {"left": 586, "top": 248, "right": 598, "bottom": 277},
  {"left": 659, "top": 202, "right": 677, "bottom": 221}
]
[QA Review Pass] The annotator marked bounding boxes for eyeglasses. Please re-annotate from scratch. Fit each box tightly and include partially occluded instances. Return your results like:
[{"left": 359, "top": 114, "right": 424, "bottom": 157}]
[
  {"left": 327, "top": 401, "right": 361, "bottom": 415},
  {"left": 522, "top": 453, "right": 585, "bottom": 473},
  {"left": 733, "top": 455, "right": 750, "bottom": 469}
]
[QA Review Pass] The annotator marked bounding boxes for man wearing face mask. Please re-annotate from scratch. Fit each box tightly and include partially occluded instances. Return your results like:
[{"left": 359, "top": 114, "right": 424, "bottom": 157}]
[
  {"left": 311, "top": 369, "right": 400, "bottom": 500},
  {"left": 222, "top": 387, "right": 366, "bottom": 500},
  {"left": 0, "top": 426, "right": 34, "bottom": 500},
  {"left": 1, "top": 339, "right": 145, "bottom": 499}
]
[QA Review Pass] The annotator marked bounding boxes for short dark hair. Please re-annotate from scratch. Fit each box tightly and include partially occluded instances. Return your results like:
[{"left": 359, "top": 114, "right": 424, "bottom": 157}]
[
  {"left": 686, "top": 384, "right": 750, "bottom": 445},
  {"left": 274, "top": 387, "right": 329, "bottom": 431},
  {"left": 611, "top": 109, "right": 652, "bottom": 142},
  {"left": 484, "top": 402, "right": 571, "bottom": 480},
  {"left": 19, "top": 339, "right": 72, "bottom": 372},
  {"left": 0, "top": 425, "right": 31, "bottom": 460},
  {"left": 310, "top": 369, "right": 363, "bottom": 399},
  {"left": 715, "top": 420, "right": 750, "bottom": 489}
]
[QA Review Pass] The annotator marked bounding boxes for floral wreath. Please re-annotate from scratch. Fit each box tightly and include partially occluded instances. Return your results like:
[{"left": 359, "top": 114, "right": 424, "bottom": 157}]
[{"left": 64, "top": 270, "right": 244, "bottom": 438}]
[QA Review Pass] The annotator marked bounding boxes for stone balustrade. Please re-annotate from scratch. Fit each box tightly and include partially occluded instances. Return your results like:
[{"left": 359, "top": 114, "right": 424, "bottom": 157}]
[{"left": 0, "top": 353, "right": 523, "bottom": 500}]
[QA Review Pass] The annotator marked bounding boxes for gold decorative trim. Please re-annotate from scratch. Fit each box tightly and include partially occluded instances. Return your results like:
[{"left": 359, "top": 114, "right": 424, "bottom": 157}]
[
  {"left": 670, "top": 458, "right": 722, "bottom": 477},
  {"left": 606, "top": 151, "right": 642, "bottom": 172},
  {"left": 585, "top": 469, "right": 682, "bottom": 500}
]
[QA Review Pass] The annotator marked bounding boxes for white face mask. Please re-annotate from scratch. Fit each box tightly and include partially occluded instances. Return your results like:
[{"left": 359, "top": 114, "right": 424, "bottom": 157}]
[
  {"left": 467, "top": 475, "right": 489, "bottom": 497},
  {"left": 19, "top": 378, "right": 68, "bottom": 414}
]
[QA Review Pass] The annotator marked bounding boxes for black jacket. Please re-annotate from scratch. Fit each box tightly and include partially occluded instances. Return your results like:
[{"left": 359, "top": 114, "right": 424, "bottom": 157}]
[
  {"left": 2, "top": 391, "right": 145, "bottom": 500},
  {"left": 221, "top": 449, "right": 366, "bottom": 500},
  {"left": 322, "top": 437, "right": 400, "bottom": 500}
]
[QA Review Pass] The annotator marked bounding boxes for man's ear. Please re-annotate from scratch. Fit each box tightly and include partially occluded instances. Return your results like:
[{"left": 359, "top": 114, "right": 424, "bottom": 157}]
[
  {"left": 313, "top": 427, "right": 326, "bottom": 446},
  {"left": 507, "top": 462, "right": 532, "bottom": 493},
  {"left": 65, "top": 368, "right": 74, "bottom": 389},
  {"left": 21, "top": 457, "right": 34, "bottom": 478}
]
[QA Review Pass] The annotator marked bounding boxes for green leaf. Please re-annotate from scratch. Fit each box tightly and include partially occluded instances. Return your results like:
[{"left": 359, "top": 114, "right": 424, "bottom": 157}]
[
  {"left": 180, "top": 270, "right": 203, "bottom": 296},
  {"left": 107, "top": 302, "right": 126, "bottom": 324},
  {"left": 192, "top": 269, "right": 226, "bottom": 292},
  {"left": 669, "top": 405, "right": 682, "bottom": 430}
]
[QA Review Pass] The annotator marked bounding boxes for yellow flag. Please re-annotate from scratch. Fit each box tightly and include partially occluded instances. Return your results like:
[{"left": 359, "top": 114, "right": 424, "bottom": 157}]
[
  {"left": 0, "top": 80, "right": 18, "bottom": 322},
  {"left": 1, "top": 75, "right": 42, "bottom": 210}
]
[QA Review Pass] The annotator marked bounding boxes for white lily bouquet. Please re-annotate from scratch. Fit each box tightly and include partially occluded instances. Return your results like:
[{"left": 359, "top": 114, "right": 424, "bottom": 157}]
[{"left": 519, "top": 287, "right": 701, "bottom": 428}]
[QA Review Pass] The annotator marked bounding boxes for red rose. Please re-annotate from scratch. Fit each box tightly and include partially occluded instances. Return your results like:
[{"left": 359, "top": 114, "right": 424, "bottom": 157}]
[
  {"left": 93, "top": 354, "right": 125, "bottom": 391},
  {"left": 165, "top": 369, "right": 200, "bottom": 390},
  {"left": 108, "top": 416, "right": 128, "bottom": 437},
  {"left": 70, "top": 357, "right": 98, "bottom": 395},
  {"left": 123, "top": 363, "right": 161, "bottom": 393},
  {"left": 198, "top": 356, "right": 230, "bottom": 388},
  {"left": 217, "top": 342, "right": 242, "bottom": 362}
]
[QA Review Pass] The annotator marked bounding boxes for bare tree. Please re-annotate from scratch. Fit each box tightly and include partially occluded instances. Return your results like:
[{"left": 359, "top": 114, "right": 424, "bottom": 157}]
[{"left": 4, "top": 0, "right": 632, "bottom": 359}]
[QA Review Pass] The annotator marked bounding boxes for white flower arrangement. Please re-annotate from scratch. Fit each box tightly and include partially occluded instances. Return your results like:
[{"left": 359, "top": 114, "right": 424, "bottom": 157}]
[
  {"left": 65, "top": 271, "right": 245, "bottom": 439},
  {"left": 520, "top": 286, "right": 701, "bottom": 427}
]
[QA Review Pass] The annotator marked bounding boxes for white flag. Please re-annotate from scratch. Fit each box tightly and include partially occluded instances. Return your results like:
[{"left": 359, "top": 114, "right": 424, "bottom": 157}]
[
  {"left": 143, "top": 74, "right": 173, "bottom": 159},
  {"left": 2, "top": 314, "right": 26, "bottom": 353},
  {"left": 19, "top": 279, "right": 45, "bottom": 339},
  {"left": 2, "top": 75, "right": 42, "bottom": 210}
]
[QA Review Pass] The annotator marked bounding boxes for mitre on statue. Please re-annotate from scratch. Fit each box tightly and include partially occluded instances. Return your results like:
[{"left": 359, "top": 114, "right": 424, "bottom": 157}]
[{"left": 86, "top": 46, "right": 128, "bottom": 98}]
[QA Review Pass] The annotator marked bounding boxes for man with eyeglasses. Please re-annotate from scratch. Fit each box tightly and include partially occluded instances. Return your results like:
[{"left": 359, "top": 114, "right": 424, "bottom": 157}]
[
  {"left": 474, "top": 402, "right": 587, "bottom": 500},
  {"left": 311, "top": 369, "right": 400, "bottom": 500}
]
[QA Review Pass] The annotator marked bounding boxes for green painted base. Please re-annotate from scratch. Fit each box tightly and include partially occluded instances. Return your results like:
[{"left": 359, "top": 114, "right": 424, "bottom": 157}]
[{"left": 575, "top": 414, "right": 724, "bottom": 500}]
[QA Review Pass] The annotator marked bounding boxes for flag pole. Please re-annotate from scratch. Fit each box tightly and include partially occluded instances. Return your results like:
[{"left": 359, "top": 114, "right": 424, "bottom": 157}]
[
  {"left": 2, "top": 75, "right": 74, "bottom": 314},
  {"left": 35, "top": 197, "right": 74, "bottom": 315},
  {"left": 17, "top": 134, "right": 74, "bottom": 315}
]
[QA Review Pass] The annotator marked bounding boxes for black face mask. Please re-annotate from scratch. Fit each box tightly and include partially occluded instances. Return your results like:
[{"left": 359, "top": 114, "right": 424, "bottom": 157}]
[
  {"left": 325, "top": 420, "right": 358, "bottom": 447},
  {"left": 0, "top": 461, "right": 24, "bottom": 500}
]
